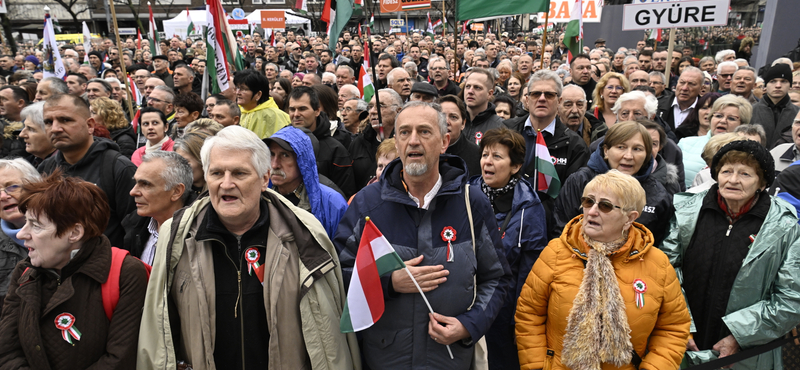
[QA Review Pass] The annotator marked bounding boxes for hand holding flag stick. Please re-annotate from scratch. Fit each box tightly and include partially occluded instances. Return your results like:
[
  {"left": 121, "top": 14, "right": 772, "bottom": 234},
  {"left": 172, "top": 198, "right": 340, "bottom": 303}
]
[{"left": 340, "top": 217, "right": 454, "bottom": 359}]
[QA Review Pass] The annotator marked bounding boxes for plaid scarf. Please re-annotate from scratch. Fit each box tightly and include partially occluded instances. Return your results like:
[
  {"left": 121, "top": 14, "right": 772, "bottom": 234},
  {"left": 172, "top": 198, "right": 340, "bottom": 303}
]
[{"left": 480, "top": 176, "right": 518, "bottom": 205}]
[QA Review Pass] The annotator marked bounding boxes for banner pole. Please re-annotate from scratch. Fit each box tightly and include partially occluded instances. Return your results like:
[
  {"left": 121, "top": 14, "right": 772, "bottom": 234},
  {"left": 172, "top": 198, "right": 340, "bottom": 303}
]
[
  {"left": 108, "top": 0, "right": 136, "bottom": 121},
  {"left": 540, "top": 2, "right": 550, "bottom": 70},
  {"left": 665, "top": 28, "right": 676, "bottom": 83}
]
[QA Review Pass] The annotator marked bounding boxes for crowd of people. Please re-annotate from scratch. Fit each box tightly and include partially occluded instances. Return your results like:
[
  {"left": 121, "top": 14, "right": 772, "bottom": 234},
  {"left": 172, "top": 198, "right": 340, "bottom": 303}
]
[{"left": 0, "top": 22, "right": 797, "bottom": 370}]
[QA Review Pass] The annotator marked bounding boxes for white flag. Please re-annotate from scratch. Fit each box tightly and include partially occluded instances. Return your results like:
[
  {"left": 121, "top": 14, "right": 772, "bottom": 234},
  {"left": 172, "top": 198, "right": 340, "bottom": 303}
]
[
  {"left": 82, "top": 22, "right": 92, "bottom": 64},
  {"left": 43, "top": 11, "right": 66, "bottom": 79}
]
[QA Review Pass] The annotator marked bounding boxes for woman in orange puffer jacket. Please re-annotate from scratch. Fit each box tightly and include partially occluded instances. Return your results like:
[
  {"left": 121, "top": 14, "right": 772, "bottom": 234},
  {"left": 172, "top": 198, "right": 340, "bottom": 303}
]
[{"left": 516, "top": 171, "right": 690, "bottom": 370}]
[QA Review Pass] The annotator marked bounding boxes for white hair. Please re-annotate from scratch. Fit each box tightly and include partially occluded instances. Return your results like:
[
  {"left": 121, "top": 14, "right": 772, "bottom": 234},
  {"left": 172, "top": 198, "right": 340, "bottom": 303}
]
[
  {"left": 527, "top": 70, "right": 564, "bottom": 96},
  {"left": 387, "top": 67, "right": 406, "bottom": 85},
  {"left": 772, "top": 57, "right": 793, "bottom": 67},
  {"left": 716, "top": 61, "right": 739, "bottom": 75},
  {"left": 0, "top": 158, "right": 41, "bottom": 184},
  {"left": 562, "top": 84, "right": 586, "bottom": 99},
  {"left": 200, "top": 125, "right": 271, "bottom": 178},
  {"left": 733, "top": 58, "right": 749, "bottom": 66},
  {"left": 20, "top": 102, "right": 45, "bottom": 131},
  {"left": 339, "top": 84, "right": 360, "bottom": 98},
  {"left": 141, "top": 151, "right": 193, "bottom": 201},
  {"left": 714, "top": 49, "right": 735, "bottom": 63},
  {"left": 322, "top": 72, "right": 337, "bottom": 84},
  {"left": 611, "top": 91, "right": 658, "bottom": 118}
]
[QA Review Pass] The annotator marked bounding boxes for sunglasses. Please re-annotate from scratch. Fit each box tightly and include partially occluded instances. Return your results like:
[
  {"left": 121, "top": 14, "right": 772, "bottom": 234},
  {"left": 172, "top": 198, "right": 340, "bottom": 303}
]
[
  {"left": 580, "top": 197, "right": 622, "bottom": 213},
  {"left": 527, "top": 91, "right": 558, "bottom": 100}
]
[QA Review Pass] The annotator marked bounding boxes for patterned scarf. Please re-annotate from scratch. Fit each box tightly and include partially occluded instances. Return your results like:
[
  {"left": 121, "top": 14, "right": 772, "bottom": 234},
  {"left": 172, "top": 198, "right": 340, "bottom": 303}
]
[
  {"left": 480, "top": 176, "right": 518, "bottom": 205},
  {"left": 561, "top": 226, "right": 634, "bottom": 370}
]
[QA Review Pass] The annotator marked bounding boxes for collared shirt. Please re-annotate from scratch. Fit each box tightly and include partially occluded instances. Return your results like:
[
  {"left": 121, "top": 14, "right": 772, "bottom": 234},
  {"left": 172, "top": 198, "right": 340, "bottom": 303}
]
[
  {"left": 408, "top": 174, "right": 442, "bottom": 210},
  {"left": 524, "top": 115, "right": 556, "bottom": 136},
  {"left": 671, "top": 97, "right": 697, "bottom": 128},
  {"left": 141, "top": 217, "right": 159, "bottom": 266}
]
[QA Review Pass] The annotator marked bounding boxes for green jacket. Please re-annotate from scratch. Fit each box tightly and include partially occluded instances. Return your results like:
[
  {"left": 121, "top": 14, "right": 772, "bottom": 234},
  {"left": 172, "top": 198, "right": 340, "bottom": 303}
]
[
  {"left": 136, "top": 192, "right": 360, "bottom": 370},
  {"left": 660, "top": 190, "right": 800, "bottom": 369}
]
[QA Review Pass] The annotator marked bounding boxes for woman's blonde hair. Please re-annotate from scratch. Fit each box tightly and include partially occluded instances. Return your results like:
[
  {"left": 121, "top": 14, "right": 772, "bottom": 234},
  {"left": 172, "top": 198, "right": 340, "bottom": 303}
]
[
  {"left": 709, "top": 94, "right": 752, "bottom": 125},
  {"left": 583, "top": 169, "right": 646, "bottom": 213},
  {"left": 701, "top": 133, "right": 742, "bottom": 165},
  {"left": 592, "top": 72, "right": 630, "bottom": 111},
  {"left": 90, "top": 97, "right": 128, "bottom": 131}
]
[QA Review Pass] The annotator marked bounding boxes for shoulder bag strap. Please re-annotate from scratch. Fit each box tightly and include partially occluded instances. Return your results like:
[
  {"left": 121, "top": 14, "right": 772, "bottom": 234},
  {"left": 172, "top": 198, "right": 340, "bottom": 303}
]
[{"left": 465, "top": 184, "right": 477, "bottom": 310}]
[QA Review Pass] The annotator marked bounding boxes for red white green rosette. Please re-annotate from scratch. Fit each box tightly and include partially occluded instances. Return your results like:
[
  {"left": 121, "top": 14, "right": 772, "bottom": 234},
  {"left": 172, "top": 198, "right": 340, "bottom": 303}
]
[
  {"left": 441, "top": 226, "right": 456, "bottom": 262},
  {"left": 55, "top": 313, "right": 81, "bottom": 345},
  {"left": 633, "top": 279, "right": 647, "bottom": 309},
  {"left": 245, "top": 248, "right": 261, "bottom": 276}
]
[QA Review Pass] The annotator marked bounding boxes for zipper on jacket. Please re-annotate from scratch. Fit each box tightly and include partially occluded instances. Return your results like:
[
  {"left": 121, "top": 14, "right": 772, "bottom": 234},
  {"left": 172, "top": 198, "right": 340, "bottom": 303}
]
[
  {"left": 219, "top": 235, "right": 246, "bottom": 367},
  {"left": 726, "top": 224, "right": 733, "bottom": 236}
]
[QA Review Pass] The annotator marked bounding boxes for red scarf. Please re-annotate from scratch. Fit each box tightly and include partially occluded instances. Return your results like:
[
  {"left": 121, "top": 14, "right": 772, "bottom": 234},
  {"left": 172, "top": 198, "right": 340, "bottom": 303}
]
[{"left": 717, "top": 191, "right": 758, "bottom": 223}]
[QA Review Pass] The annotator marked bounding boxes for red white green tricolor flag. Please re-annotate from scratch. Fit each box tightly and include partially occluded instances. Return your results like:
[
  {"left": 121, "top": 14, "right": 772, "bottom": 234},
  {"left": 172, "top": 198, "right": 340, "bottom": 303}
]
[
  {"left": 535, "top": 130, "right": 561, "bottom": 198},
  {"left": 357, "top": 31, "right": 374, "bottom": 103},
  {"left": 148, "top": 2, "right": 162, "bottom": 56},
  {"left": 563, "top": 0, "right": 583, "bottom": 63},
  {"left": 340, "top": 218, "right": 405, "bottom": 333}
]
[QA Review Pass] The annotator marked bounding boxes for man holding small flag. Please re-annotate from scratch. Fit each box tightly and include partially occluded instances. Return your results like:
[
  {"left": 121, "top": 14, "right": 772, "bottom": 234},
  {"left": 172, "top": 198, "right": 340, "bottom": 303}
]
[
  {"left": 504, "top": 70, "right": 590, "bottom": 238},
  {"left": 335, "top": 101, "right": 511, "bottom": 369}
]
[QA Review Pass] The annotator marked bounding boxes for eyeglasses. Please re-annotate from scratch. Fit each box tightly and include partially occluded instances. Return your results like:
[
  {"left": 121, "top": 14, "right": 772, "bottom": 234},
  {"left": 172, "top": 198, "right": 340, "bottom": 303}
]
[
  {"left": 712, "top": 113, "right": 741, "bottom": 123},
  {"left": 581, "top": 196, "right": 622, "bottom": 213},
  {"left": 147, "top": 97, "right": 168, "bottom": 104},
  {"left": 0, "top": 184, "right": 21, "bottom": 195},
  {"left": 605, "top": 85, "right": 625, "bottom": 92},
  {"left": 718, "top": 73, "right": 734, "bottom": 79},
  {"left": 527, "top": 91, "right": 558, "bottom": 100}
]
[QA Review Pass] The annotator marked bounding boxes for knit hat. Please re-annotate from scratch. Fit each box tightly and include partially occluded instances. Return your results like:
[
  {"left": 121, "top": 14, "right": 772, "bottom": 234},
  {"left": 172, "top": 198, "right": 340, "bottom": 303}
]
[
  {"left": 763, "top": 63, "right": 793, "bottom": 86},
  {"left": 24, "top": 55, "right": 39, "bottom": 67},
  {"left": 88, "top": 51, "right": 103, "bottom": 60},
  {"left": 711, "top": 139, "right": 775, "bottom": 187}
]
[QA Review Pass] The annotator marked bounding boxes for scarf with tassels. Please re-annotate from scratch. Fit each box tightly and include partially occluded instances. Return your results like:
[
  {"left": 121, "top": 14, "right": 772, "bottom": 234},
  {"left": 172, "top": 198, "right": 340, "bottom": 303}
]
[{"left": 561, "top": 227, "right": 634, "bottom": 370}]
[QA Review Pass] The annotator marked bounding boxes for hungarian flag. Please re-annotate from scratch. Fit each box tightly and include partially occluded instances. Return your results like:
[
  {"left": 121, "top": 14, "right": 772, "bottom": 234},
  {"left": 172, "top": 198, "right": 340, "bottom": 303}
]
[
  {"left": 322, "top": 0, "right": 353, "bottom": 52},
  {"left": 426, "top": 13, "right": 435, "bottom": 37},
  {"left": 148, "top": 2, "right": 162, "bottom": 56},
  {"left": 128, "top": 74, "right": 141, "bottom": 109},
  {"left": 42, "top": 10, "right": 66, "bottom": 79},
  {"left": 206, "top": 0, "right": 233, "bottom": 93},
  {"left": 649, "top": 28, "right": 662, "bottom": 42},
  {"left": 358, "top": 29, "right": 374, "bottom": 103},
  {"left": 340, "top": 219, "right": 405, "bottom": 333},
  {"left": 461, "top": 20, "right": 472, "bottom": 35},
  {"left": 82, "top": 21, "right": 93, "bottom": 64},
  {"left": 137, "top": 28, "right": 143, "bottom": 50},
  {"left": 294, "top": 0, "right": 308, "bottom": 14},
  {"left": 432, "top": 19, "right": 442, "bottom": 29},
  {"left": 369, "top": 13, "right": 374, "bottom": 29},
  {"left": 563, "top": 0, "right": 583, "bottom": 63},
  {"left": 534, "top": 131, "right": 561, "bottom": 198},
  {"left": 187, "top": 8, "right": 195, "bottom": 36}
]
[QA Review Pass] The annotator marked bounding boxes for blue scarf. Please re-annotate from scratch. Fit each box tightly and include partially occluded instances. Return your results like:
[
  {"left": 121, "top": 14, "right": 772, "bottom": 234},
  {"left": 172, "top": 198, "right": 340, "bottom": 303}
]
[{"left": 1, "top": 219, "right": 24, "bottom": 246}]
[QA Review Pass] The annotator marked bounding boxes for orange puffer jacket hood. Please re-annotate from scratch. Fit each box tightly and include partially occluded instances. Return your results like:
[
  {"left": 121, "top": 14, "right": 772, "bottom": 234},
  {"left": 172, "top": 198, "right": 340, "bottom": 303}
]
[{"left": 515, "top": 215, "right": 691, "bottom": 370}]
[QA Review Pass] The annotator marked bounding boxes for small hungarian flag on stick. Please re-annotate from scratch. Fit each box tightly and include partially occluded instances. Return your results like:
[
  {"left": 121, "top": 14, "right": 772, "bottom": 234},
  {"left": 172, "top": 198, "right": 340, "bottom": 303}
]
[
  {"left": 339, "top": 217, "right": 455, "bottom": 360},
  {"left": 340, "top": 218, "right": 405, "bottom": 333},
  {"left": 534, "top": 130, "right": 561, "bottom": 198}
]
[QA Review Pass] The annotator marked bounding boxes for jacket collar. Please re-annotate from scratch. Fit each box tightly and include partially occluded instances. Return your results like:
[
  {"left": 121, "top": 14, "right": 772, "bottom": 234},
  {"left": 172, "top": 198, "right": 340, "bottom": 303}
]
[
  {"left": 381, "top": 154, "right": 469, "bottom": 206},
  {"left": 561, "top": 215, "right": 654, "bottom": 263}
]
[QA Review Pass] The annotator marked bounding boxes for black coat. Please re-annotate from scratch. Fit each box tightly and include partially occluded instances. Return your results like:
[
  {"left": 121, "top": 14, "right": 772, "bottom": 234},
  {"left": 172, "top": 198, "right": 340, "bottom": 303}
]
[
  {"left": 312, "top": 113, "right": 356, "bottom": 198},
  {"left": 465, "top": 103, "right": 504, "bottom": 145},
  {"left": 553, "top": 144, "right": 674, "bottom": 243},
  {"left": 109, "top": 127, "right": 136, "bottom": 158},
  {"left": 446, "top": 133, "right": 482, "bottom": 178},
  {"left": 348, "top": 123, "right": 389, "bottom": 191}
]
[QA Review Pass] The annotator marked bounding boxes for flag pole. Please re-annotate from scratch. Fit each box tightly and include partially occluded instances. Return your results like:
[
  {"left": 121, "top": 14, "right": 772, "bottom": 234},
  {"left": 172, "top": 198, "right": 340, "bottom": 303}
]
[
  {"left": 402, "top": 266, "right": 454, "bottom": 359},
  {"left": 108, "top": 0, "right": 136, "bottom": 122},
  {"left": 365, "top": 25, "right": 384, "bottom": 140},
  {"left": 441, "top": 0, "right": 445, "bottom": 39},
  {"left": 540, "top": 2, "right": 550, "bottom": 71},
  {"left": 665, "top": 28, "right": 676, "bottom": 83},
  {"left": 201, "top": 25, "right": 210, "bottom": 103}
]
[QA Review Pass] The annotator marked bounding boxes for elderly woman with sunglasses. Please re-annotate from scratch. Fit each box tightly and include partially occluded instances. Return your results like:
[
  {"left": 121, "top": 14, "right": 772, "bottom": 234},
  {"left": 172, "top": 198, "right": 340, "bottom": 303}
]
[
  {"left": 554, "top": 121, "right": 675, "bottom": 243},
  {"left": 516, "top": 170, "right": 691, "bottom": 370},
  {"left": 661, "top": 140, "right": 800, "bottom": 370}
]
